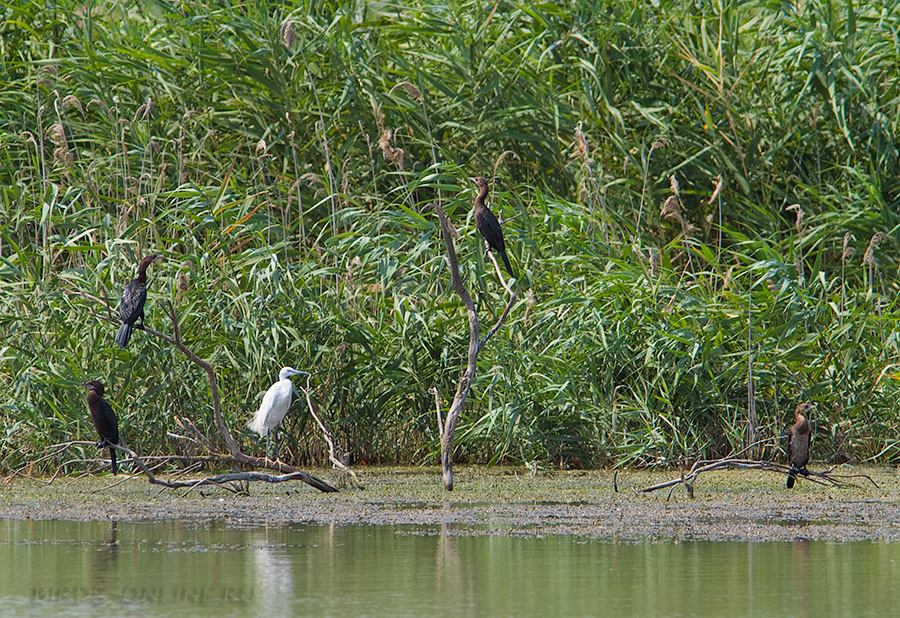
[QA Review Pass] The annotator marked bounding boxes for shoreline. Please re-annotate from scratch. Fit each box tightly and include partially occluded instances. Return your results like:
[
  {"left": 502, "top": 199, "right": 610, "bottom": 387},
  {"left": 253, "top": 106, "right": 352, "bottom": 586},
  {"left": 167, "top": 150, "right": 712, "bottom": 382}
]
[{"left": 2, "top": 466, "right": 898, "bottom": 542}]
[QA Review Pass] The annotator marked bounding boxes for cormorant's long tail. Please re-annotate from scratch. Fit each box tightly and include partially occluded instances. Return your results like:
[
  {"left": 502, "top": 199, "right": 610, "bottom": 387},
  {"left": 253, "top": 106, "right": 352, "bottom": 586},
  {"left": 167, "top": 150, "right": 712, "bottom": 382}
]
[
  {"left": 109, "top": 447, "right": 118, "bottom": 476},
  {"left": 499, "top": 249, "right": 515, "bottom": 278},
  {"left": 115, "top": 323, "right": 132, "bottom": 349},
  {"left": 786, "top": 467, "right": 797, "bottom": 489}
]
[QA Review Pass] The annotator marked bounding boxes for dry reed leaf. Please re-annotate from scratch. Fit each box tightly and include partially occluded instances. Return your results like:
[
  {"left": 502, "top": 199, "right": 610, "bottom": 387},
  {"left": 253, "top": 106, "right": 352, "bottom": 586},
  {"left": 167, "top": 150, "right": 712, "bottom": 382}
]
[
  {"left": 48, "top": 123, "right": 72, "bottom": 167},
  {"left": 389, "top": 82, "right": 423, "bottom": 103},
  {"left": 47, "top": 122, "right": 66, "bottom": 148},
  {"left": 723, "top": 266, "right": 734, "bottom": 290},
  {"left": 863, "top": 232, "right": 885, "bottom": 266},
  {"left": 570, "top": 121, "right": 589, "bottom": 159},
  {"left": 372, "top": 102, "right": 384, "bottom": 132},
  {"left": 842, "top": 232, "right": 855, "bottom": 263},
  {"left": 649, "top": 137, "right": 670, "bottom": 155},
  {"left": 708, "top": 175, "right": 724, "bottom": 204},
  {"left": 660, "top": 195, "right": 681, "bottom": 222},
  {"left": 134, "top": 98, "right": 152, "bottom": 122},
  {"left": 524, "top": 289, "right": 536, "bottom": 327},
  {"left": 785, "top": 203, "right": 804, "bottom": 236},
  {"left": 280, "top": 20, "right": 297, "bottom": 48},
  {"left": 88, "top": 99, "right": 108, "bottom": 114},
  {"left": 300, "top": 172, "right": 324, "bottom": 186},
  {"left": 378, "top": 129, "right": 405, "bottom": 170},
  {"left": 62, "top": 95, "right": 84, "bottom": 117},
  {"left": 494, "top": 150, "right": 520, "bottom": 168}
]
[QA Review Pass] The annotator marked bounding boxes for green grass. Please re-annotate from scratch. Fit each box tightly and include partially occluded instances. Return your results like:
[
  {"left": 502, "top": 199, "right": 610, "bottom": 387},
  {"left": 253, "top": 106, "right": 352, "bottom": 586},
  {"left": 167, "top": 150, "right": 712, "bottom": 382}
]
[{"left": 1, "top": 0, "right": 899, "bottom": 474}]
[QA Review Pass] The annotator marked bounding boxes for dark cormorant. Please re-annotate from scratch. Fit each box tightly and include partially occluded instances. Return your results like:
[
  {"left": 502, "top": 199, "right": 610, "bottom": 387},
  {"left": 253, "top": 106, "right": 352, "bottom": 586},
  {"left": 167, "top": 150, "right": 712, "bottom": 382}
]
[
  {"left": 469, "top": 176, "right": 514, "bottom": 277},
  {"left": 786, "top": 403, "right": 813, "bottom": 488},
  {"left": 116, "top": 254, "right": 162, "bottom": 348},
  {"left": 81, "top": 380, "right": 120, "bottom": 475}
]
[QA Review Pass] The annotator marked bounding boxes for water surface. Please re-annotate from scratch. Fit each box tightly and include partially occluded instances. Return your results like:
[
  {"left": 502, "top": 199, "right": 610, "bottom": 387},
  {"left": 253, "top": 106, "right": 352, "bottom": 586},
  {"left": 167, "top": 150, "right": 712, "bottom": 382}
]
[{"left": 2, "top": 519, "right": 898, "bottom": 617}]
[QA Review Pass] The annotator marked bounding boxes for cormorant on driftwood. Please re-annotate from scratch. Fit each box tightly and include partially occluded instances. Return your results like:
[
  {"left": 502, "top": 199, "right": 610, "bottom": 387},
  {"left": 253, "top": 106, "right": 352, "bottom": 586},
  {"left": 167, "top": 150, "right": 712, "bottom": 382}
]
[
  {"left": 81, "top": 380, "right": 120, "bottom": 475},
  {"left": 786, "top": 403, "right": 814, "bottom": 488},
  {"left": 116, "top": 254, "right": 162, "bottom": 348},
  {"left": 470, "top": 176, "right": 514, "bottom": 277}
]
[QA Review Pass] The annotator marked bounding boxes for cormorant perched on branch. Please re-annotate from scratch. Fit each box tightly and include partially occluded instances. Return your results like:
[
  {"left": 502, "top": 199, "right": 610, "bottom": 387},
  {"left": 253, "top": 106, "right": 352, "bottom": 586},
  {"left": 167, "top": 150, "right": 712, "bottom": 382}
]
[
  {"left": 786, "top": 403, "right": 814, "bottom": 488},
  {"left": 81, "top": 380, "right": 120, "bottom": 475},
  {"left": 248, "top": 366, "right": 309, "bottom": 460},
  {"left": 470, "top": 176, "right": 514, "bottom": 277},
  {"left": 116, "top": 254, "right": 163, "bottom": 348}
]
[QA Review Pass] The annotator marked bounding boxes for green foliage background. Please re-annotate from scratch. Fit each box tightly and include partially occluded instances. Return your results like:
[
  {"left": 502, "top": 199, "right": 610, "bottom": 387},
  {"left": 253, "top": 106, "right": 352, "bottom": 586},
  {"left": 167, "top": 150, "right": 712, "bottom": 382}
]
[{"left": 2, "top": 0, "right": 898, "bottom": 472}]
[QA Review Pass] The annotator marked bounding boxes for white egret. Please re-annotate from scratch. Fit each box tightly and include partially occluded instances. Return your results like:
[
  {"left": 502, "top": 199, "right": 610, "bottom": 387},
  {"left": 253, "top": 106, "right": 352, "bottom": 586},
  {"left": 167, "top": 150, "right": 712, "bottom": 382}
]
[{"left": 248, "top": 367, "right": 308, "bottom": 460}]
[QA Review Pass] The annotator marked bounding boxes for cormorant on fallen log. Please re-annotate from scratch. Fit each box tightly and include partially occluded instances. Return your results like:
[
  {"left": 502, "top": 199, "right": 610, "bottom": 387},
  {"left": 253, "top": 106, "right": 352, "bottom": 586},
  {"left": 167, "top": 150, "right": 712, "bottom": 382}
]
[
  {"left": 81, "top": 380, "right": 120, "bottom": 475},
  {"left": 248, "top": 366, "right": 309, "bottom": 460},
  {"left": 116, "top": 254, "right": 162, "bottom": 348},
  {"left": 469, "top": 176, "right": 514, "bottom": 277},
  {"left": 786, "top": 403, "right": 814, "bottom": 488}
]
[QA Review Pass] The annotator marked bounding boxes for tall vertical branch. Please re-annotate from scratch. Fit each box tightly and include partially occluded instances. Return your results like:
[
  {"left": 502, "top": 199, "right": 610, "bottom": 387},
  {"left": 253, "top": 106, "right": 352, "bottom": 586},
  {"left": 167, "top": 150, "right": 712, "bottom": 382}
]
[{"left": 434, "top": 203, "right": 517, "bottom": 490}]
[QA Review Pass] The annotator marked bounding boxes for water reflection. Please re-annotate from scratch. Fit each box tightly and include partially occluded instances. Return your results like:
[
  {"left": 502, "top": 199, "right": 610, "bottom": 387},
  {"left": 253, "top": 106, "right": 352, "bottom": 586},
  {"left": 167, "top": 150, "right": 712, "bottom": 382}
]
[
  {"left": 250, "top": 527, "right": 292, "bottom": 616},
  {"left": 87, "top": 520, "right": 118, "bottom": 583},
  {"left": 1, "top": 519, "right": 900, "bottom": 617}
]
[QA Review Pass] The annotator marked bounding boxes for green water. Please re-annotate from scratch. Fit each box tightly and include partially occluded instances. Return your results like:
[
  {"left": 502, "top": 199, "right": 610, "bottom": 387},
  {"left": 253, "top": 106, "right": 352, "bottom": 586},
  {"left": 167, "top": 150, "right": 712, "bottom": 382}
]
[{"left": 1, "top": 519, "right": 898, "bottom": 617}]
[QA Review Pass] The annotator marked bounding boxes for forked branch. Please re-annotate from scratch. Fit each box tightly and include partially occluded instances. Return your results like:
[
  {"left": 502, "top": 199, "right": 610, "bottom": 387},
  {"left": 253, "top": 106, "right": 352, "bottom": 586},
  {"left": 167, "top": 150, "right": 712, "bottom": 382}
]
[{"left": 434, "top": 202, "right": 517, "bottom": 490}]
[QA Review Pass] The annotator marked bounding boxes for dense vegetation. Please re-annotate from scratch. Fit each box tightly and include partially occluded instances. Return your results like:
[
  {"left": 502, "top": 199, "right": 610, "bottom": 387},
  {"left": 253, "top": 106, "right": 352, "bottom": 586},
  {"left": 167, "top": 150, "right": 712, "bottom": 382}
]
[{"left": 2, "top": 0, "right": 899, "bottom": 474}]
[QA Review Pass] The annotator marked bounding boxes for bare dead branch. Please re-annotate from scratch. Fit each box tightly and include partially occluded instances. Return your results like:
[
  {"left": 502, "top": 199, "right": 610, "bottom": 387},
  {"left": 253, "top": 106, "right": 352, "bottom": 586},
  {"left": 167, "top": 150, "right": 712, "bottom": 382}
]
[
  {"left": 300, "top": 375, "right": 363, "bottom": 488},
  {"left": 640, "top": 457, "right": 878, "bottom": 497},
  {"left": 434, "top": 202, "right": 517, "bottom": 490}
]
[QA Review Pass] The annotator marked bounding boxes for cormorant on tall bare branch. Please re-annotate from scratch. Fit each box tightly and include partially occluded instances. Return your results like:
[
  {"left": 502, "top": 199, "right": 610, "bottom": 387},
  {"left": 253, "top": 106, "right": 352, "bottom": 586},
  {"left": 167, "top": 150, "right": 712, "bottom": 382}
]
[
  {"left": 81, "top": 380, "right": 120, "bottom": 475},
  {"left": 116, "top": 254, "right": 163, "bottom": 348},
  {"left": 470, "top": 176, "right": 514, "bottom": 277},
  {"left": 786, "top": 403, "right": 813, "bottom": 488}
]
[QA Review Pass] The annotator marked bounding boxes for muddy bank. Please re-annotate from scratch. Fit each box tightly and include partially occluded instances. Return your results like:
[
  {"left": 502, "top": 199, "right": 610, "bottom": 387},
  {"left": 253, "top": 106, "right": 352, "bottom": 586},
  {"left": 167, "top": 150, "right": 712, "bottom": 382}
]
[{"left": 2, "top": 466, "right": 899, "bottom": 542}]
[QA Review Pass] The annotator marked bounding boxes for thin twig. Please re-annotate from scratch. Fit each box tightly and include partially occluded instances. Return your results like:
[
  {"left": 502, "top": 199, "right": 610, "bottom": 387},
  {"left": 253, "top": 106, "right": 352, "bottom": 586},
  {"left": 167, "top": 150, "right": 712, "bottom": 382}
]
[
  {"left": 430, "top": 387, "right": 443, "bottom": 440},
  {"left": 300, "top": 375, "right": 363, "bottom": 488}
]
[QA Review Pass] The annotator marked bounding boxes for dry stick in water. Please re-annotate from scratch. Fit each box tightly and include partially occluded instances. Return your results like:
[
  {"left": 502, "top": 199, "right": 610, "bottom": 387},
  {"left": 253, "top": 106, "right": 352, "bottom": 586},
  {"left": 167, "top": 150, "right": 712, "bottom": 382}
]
[{"left": 433, "top": 202, "right": 517, "bottom": 490}]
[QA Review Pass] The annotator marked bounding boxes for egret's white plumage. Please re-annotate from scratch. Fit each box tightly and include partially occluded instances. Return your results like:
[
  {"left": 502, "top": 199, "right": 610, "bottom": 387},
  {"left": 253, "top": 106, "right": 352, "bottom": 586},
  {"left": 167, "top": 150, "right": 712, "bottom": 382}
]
[{"left": 248, "top": 367, "right": 307, "bottom": 458}]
